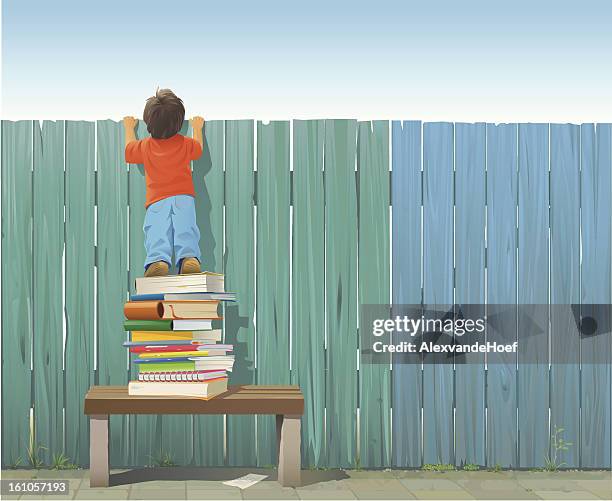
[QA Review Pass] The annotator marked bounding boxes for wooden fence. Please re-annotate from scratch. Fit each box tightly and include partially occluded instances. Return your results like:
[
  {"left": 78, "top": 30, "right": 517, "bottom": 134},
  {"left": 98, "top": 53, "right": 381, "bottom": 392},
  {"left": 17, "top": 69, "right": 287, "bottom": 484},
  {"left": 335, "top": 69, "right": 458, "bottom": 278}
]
[{"left": 1, "top": 120, "right": 611, "bottom": 470}]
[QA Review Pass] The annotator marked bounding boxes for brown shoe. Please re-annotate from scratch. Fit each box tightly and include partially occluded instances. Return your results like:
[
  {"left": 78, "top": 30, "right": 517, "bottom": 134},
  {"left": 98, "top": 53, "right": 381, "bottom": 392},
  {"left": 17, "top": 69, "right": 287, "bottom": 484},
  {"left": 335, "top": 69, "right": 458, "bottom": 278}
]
[
  {"left": 180, "top": 257, "right": 201, "bottom": 275},
  {"left": 144, "top": 261, "right": 169, "bottom": 277}
]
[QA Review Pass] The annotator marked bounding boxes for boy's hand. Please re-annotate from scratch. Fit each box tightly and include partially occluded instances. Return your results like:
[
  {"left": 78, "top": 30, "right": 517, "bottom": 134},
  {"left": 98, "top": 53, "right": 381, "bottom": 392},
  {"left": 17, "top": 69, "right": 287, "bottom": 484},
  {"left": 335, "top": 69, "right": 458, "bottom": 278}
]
[
  {"left": 123, "top": 116, "right": 138, "bottom": 129},
  {"left": 190, "top": 116, "right": 205, "bottom": 129}
]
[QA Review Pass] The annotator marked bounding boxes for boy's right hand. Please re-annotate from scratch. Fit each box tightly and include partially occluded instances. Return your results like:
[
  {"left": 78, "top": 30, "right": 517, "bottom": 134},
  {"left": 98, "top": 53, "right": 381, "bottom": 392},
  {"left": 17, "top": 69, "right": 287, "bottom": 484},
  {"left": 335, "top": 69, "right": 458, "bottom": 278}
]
[
  {"left": 190, "top": 116, "right": 205, "bottom": 129},
  {"left": 123, "top": 116, "right": 138, "bottom": 129}
]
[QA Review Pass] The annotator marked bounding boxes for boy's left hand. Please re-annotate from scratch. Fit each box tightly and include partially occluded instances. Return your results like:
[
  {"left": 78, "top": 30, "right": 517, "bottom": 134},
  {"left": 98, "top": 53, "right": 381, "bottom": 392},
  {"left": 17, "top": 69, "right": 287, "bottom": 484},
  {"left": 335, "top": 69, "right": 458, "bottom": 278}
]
[
  {"left": 190, "top": 116, "right": 205, "bottom": 129},
  {"left": 123, "top": 116, "right": 138, "bottom": 129}
]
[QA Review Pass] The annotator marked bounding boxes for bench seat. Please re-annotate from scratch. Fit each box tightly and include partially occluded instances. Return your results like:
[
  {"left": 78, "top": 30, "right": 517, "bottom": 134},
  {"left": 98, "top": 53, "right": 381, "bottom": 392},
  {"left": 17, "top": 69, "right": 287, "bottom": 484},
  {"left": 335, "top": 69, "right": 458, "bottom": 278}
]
[{"left": 84, "top": 385, "right": 304, "bottom": 488}]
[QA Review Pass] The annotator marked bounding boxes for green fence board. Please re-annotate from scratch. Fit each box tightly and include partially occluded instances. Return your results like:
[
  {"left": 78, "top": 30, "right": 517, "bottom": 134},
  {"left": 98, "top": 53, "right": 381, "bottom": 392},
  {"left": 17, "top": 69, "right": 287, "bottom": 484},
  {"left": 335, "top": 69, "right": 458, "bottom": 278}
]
[
  {"left": 550, "top": 124, "right": 581, "bottom": 468},
  {"left": 486, "top": 123, "right": 518, "bottom": 467},
  {"left": 517, "top": 123, "right": 550, "bottom": 467},
  {"left": 357, "top": 120, "right": 391, "bottom": 468},
  {"left": 291, "top": 120, "right": 326, "bottom": 467},
  {"left": 97, "top": 120, "right": 129, "bottom": 466},
  {"left": 225, "top": 120, "right": 256, "bottom": 466},
  {"left": 33, "top": 120, "right": 64, "bottom": 464},
  {"left": 580, "top": 123, "right": 612, "bottom": 468},
  {"left": 454, "top": 122, "right": 486, "bottom": 467},
  {"left": 65, "top": 121, "right": 95, "bottom": 466},
  {"left": 422, "top": 122, "right": 454, "bottom": 465},
  {"left": 128, "top": 120, "right": 162, "bottom": 465},
  {"left": 193, "top": 120, "right": 225, "bottom": 466},
  {"left": 1, "top": 120, "right": 33, "bottom": 467},
  {"left": 324, "top": 119, "right": 358, "bottom": 468},
  {"left": 160, "top": 121, "right": 194, "bottom": 465},
  {"left": 256, "top": 121, "right": 291, "bottom": 466}
]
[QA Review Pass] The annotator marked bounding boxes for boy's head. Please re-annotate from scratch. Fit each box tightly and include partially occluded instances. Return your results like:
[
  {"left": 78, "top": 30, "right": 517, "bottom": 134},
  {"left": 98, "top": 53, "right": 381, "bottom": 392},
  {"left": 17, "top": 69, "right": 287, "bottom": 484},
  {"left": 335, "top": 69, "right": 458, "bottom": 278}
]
[{"left": 143, "top": 88, "right": 185, "bottom": 139}]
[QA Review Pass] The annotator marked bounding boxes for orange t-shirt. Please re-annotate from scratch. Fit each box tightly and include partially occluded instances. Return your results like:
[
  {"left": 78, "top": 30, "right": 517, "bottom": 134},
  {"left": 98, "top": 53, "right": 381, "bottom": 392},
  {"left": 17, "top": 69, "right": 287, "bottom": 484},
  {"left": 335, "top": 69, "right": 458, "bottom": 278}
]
[{"left": 125, "top": 134, "right": 203, "bottom": 207}]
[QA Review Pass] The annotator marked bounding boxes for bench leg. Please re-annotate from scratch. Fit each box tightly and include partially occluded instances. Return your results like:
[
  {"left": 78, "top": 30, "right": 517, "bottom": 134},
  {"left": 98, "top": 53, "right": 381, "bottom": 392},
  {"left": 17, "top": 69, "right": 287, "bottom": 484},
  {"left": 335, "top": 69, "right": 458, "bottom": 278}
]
[
  {"left": 277, "top": 414, "right": 301, "bottom": 487},
  {"left": 89, "top": 415, "right": 109, "bottom": 487}
]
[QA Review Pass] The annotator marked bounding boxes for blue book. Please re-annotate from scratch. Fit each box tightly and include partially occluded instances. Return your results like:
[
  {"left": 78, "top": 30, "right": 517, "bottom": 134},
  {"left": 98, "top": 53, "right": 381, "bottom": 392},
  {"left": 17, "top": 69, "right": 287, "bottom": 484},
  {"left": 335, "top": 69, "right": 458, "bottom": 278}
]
[
  {"left": 130, "top": 292, "right": 236, "bottom": 301},
  {"left": 133, "top": 357, "right": 191, "bottom": 364}
]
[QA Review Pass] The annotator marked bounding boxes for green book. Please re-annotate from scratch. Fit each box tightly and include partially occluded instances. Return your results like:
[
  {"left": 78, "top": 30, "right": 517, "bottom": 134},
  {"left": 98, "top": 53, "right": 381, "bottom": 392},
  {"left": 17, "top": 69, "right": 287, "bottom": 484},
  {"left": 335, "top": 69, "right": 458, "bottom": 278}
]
[
  {"left": 138, "top": 361, "right": 195, "bottom": 372},
  {"left": 124, "top": 319, "right": 173, "bottom": 331}
]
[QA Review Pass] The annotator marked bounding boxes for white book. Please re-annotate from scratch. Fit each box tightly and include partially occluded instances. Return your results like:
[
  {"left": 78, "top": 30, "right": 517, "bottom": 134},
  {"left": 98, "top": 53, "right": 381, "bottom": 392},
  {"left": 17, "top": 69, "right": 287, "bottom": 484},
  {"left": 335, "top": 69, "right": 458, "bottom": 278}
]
[
  {"left": 128, "top": 378, "right": 228, "bottom": 399},
  {"left": 173, "top": 319, "right": 214, "bottom": 331},
  {"left": 135, "top": 272, "right": 225, "bottom": 295}
]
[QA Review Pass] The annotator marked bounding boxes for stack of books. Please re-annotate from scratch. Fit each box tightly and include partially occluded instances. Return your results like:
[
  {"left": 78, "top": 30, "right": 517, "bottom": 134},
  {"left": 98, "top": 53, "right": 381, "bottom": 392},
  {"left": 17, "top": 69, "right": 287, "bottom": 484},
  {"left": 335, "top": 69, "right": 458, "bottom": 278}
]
[{"left": 123, "top": 272, "right": 235, "bottom": 399}]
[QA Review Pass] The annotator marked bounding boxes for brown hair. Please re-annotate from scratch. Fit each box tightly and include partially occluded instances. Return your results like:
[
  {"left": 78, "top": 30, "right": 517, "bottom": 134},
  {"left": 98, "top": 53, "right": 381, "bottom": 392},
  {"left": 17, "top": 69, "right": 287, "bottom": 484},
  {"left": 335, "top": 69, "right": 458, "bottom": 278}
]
[{"left": 143, "top": 88, "right": 185, "bottom": 139}]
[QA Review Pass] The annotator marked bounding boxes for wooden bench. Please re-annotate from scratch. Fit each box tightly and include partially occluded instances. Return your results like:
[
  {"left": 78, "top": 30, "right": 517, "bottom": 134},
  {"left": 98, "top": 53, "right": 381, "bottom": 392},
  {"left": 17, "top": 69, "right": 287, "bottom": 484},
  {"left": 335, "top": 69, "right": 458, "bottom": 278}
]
[{"left": 84, "top": 385, "right": 304, "bottom": 487}]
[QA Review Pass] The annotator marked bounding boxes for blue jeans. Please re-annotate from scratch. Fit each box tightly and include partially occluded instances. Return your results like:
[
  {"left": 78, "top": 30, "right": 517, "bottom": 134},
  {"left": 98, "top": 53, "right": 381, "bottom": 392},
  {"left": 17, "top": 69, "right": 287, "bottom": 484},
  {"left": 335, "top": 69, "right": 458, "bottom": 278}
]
[{"left": 143, "top": 195, "right": 201, "bottom": 270}]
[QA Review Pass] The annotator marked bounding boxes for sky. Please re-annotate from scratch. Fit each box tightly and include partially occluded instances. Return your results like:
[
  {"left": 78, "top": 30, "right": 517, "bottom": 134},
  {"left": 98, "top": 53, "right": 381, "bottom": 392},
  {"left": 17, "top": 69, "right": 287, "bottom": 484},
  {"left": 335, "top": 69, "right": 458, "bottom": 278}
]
[{"left": 1, "top": 0, "right": 611, "bottom": 121}]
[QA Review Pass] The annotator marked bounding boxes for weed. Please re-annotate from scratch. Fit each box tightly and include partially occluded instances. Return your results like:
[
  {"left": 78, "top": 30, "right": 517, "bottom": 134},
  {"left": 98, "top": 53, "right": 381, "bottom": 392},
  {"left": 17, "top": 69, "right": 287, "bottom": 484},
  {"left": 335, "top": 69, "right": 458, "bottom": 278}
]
[
  {"left": 422, "top": 463, "right": 455, "bottom": 471},
  {"left": 544, "top": 425, "right": 572, "bottom": 472},
  {"left": 148, "top": 450, "right": 177, "bottom": 467},
  {"left": 8, "top": 457, "right": 24, "bottom": 469},
  {"left": 27, "top": 440, "right": 47, "bottom": 468},
  {"left": 462, "top": 463, "right": 480, "bottom": 471},
  {"left": 51, "top": 453, "right": 78, "bottom": 470},
  {"left": 487, "top": 463, "right": 502, "bottom": 473}
]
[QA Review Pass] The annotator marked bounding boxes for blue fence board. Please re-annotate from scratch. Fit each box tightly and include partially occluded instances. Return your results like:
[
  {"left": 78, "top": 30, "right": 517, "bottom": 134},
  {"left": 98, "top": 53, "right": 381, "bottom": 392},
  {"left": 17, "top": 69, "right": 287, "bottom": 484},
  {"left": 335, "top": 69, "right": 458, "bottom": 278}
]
[
  {"left": 486, "top": 123, "right": 518, "bottom": 467},
  {"left": 580, "top": 123, "right": 612, "bottom": 468},
  {"left": 550, "top": 124, "right": 581, "bottom": 468},
  {"left": 454, "top": 122, "right": 486, "bottom": 467},
  {"left": 517, "top": 123, "right": 550, "bottom": 468},
  {"left": 422, "top": 122, "right": 454, "bottom": 465}
]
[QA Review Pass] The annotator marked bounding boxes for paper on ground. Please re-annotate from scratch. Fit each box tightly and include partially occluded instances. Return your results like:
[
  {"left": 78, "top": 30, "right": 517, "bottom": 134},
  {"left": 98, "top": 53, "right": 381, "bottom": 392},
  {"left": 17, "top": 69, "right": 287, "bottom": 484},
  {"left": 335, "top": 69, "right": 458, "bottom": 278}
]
[{"left": 222, "top": 473, "right": 268, "bottom": 489}]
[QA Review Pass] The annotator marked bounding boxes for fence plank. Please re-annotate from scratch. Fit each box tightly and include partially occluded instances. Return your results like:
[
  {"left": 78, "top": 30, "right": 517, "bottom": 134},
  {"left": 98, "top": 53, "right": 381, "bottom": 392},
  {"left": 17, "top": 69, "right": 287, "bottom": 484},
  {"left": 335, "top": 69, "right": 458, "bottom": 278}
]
[
  {"left": 517, "top": 123, "right": 550, "bottom": 468},
  {"left": 160, "top": 121, "right": 194, "bottom": 464},
  {"left": 1, "top": 120, "right": 33, "bottom": 467},
  {"left": 391, "top": 121, "right": 423, "bottom": 468},
  {"left": 580, "top": 123, "right": 611, "bottom": 468},
  {"left": 65, "top": 121, "right": 95, "bottom": 466},
  {"left": 256, "top": 121, "right": 291, "bottom": 466},
  {"left": 454, "top": 122, "right": 486, "bottom": 467},
  {"left": 292, "top": 120, "right": 326, "bottom": 467},
  {"left": 486, "top": 123, "right": 518, "bottom": 467},
  {"left": 550, "top": 124, "right": 580, "bottom": 468},
  {"left": 33, "top": 120, "right": 64, "bottom": 464},
  {"left": 97, "top": 120, "right": 129, "bottom": 466},
  {"left": 422, "top": 122, "right": 454, "bottom": 465},
  {"left": 358, "top": 120, "right": 390, "bottom": 467},
  {"left": 193, "top": 120, "right": 225, "bottom": 466},
  {"left": 325, "top": 119, "right": 358, "bottom": 468},
  {"left": 128, "top": 120, "right": 162, "bottom": 465},
  {"left": 225, "top": 120, "right": 256, "bottom": 466}
]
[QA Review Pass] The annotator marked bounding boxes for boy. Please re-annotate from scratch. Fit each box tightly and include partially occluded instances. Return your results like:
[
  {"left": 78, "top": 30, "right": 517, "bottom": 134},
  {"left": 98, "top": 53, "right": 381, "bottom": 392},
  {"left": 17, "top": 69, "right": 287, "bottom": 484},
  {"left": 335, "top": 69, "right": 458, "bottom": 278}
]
[{"left": 123, "top": 88, "right": 204, "bottom": 277}]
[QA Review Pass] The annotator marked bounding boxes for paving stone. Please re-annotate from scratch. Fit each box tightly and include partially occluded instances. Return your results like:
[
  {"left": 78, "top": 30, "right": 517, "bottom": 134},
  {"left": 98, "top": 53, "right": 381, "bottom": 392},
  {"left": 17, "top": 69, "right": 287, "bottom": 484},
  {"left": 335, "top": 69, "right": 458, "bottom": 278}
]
[
  {"left": 297, "top": 480, "right": 350, "bottom": 491},
  {"left": 296, "top": 489, "right": 357, "bottom": 499},
  {"left": 458, "top": 489, "right": 540, "bottom": 500},
  {"left": 398, "top": 478, "right": 465, "bottom": 491},
  {"left": 351, "top": 489, "right": 416, "bottom": 499},
  {"left": 74, "top": 488, "right": 131, "bottom": 499},
  {"left": 1, "top": 470, "right": 38, "bottom": 479},
  {"left": 242, "top": 487, "right": 298, "bottom": 499},
  {"left": 128, "top": 489, "right": 187, "bottom": 500},
  {"left": 534, "top": 490, "right": 600, "bottom": 500},
  {"left": 344, "top": 470, "right": 397, "bottom": 479},
  {"left": 186, "top": 489, "right": 243, "bottom": 500},
  {"left": 35, "top": 469, "right": 87, "bottom": 479},
  {"left": 517, "top": 478, "right": 584, "bottom": 491},
  {"left": 410, "top": 490, "right": 475, "bottom": 500},
  {"left": 185, "top": 480, "right": 240, "bottom": 490}
]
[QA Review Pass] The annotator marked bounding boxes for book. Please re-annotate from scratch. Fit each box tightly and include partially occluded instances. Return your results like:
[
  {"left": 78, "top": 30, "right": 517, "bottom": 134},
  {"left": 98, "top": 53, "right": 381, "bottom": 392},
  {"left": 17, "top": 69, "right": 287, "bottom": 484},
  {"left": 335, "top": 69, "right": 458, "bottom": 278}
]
[
  {"left": 135, "top": 356, "right": 235, "bottom": 371},
  {"left": 124, "top": 300, "right": 220, "bottom": 320},
  {"left": 130, "top": 330, "right": 222, "bottom": 343},
  {"left": 129, "top": 344, "right": 233, "bottom": 353},
  {"left": 135, "top": 272, "right": 225, "bottom": 295},
  {"left": 137, "top": 350, "right": 230, "bottom": 359},
  {"left": 138, "top": 370, "right": 226, "bottom": 382},
  {"left": 131, "top": 292, "right": 236, "bottom": 302},
  {"left": 128, "top": 377, "right": 228, "bottom": 398},
  {"left": 124, "top": 319, "right": 214, "bottom": 331}
]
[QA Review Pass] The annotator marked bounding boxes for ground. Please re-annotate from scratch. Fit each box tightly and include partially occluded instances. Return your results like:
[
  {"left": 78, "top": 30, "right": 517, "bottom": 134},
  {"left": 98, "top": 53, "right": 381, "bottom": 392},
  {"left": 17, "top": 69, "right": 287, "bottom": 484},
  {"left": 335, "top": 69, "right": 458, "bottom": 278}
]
[{"left": 1, "top": 468, "right": 611, "bottom": 500}]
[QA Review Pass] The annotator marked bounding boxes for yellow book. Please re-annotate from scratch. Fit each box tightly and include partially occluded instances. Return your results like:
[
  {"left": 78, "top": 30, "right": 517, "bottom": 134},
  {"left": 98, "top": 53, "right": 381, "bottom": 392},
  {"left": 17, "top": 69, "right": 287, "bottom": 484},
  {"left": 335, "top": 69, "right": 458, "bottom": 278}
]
[
  {"left": 138, "top": 350, "right": 209, "bottom": 359},
  {"left": 131, "top": 331, "right": 193, "bottom": 342}
]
